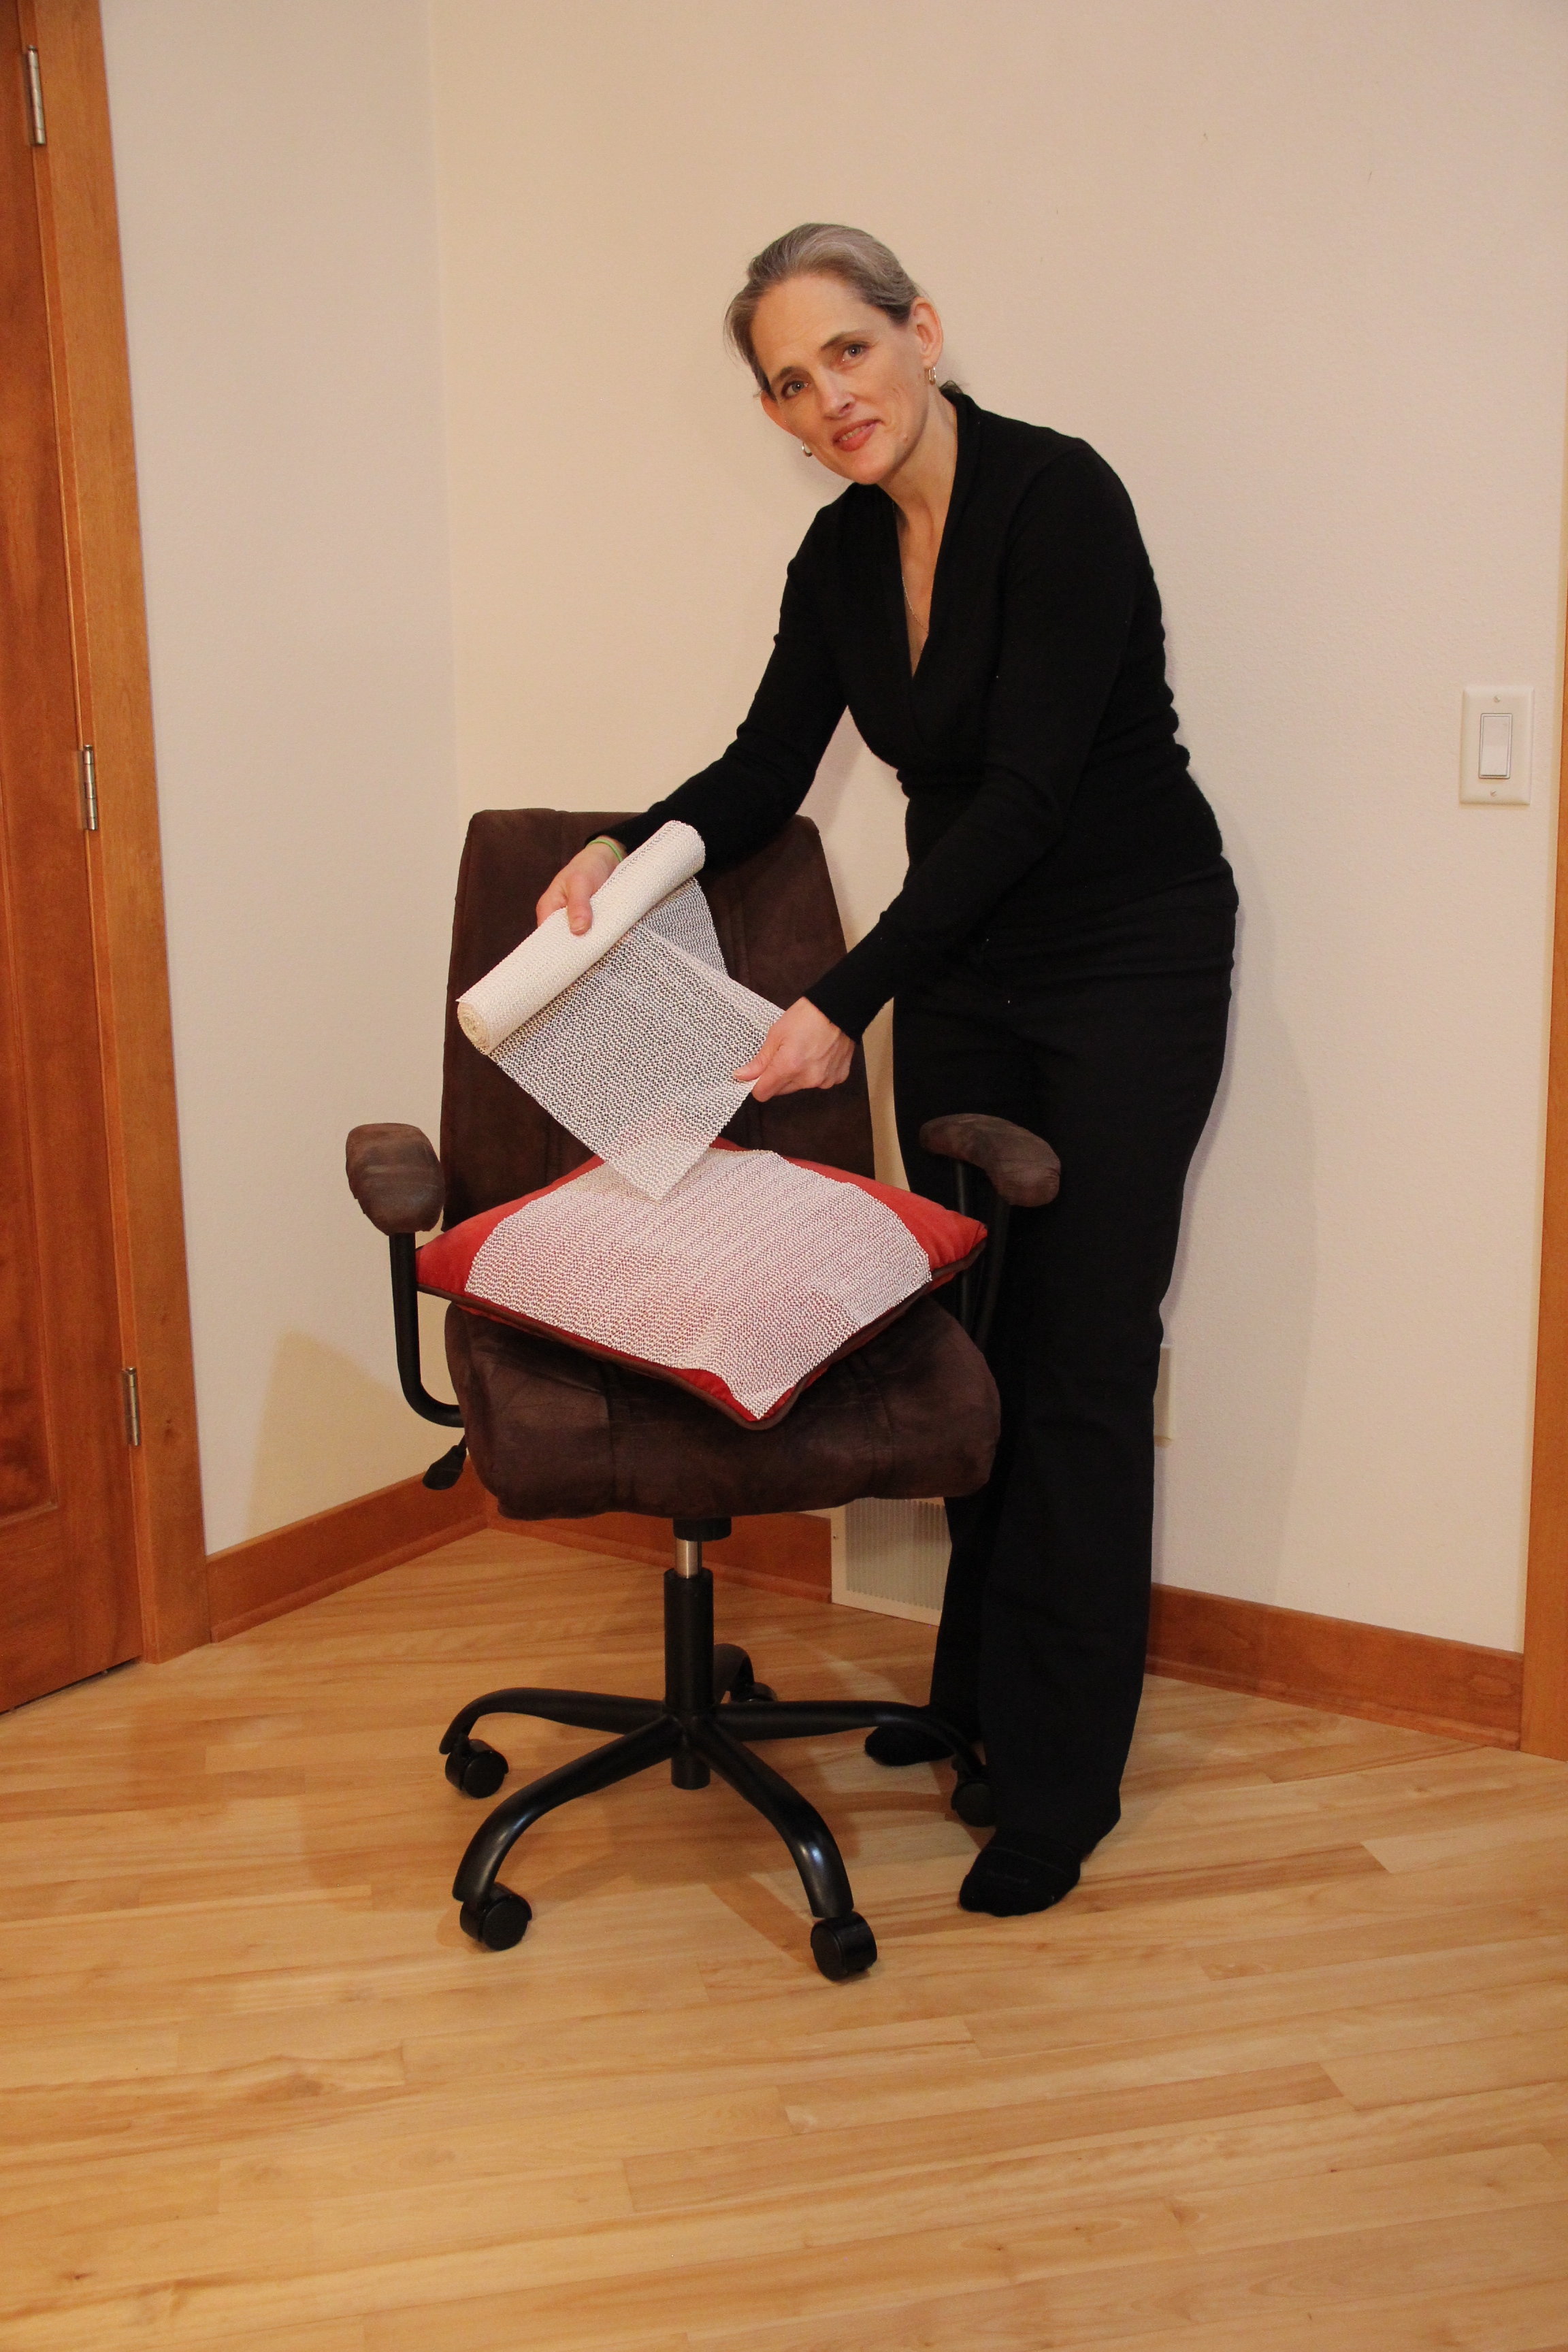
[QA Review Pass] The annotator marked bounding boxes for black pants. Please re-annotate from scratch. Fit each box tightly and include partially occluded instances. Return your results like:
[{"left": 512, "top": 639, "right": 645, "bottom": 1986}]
[{"left": 895, "top": 864, "right": 1237, "bottom": 1855}]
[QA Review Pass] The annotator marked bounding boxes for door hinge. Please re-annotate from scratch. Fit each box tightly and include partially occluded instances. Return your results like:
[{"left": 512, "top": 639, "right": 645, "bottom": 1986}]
[
  {"left": 120, "top": 1367, "right": 142, "bottom": 1448},
  {"left": 80, "top": 743, "right": 99, "bottom": 832},
  {"left": 24, "top": 46, "right": 46, "bottom": 146}
]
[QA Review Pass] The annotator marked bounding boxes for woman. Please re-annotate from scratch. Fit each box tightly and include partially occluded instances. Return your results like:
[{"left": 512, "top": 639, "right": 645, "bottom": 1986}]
[{"left": 538, "top": 225, "right": 1235, "bottom": 1918}]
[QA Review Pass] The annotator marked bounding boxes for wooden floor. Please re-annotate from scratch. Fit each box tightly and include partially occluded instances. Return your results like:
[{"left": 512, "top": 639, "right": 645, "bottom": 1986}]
[{"left": 2, "top": 1533, "right": 1566, "bottom": 2352}]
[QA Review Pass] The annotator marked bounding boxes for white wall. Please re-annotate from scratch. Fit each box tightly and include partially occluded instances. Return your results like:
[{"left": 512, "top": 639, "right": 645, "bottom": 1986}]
[
  {"left": 101, "top": 0, "right": 461, "bottom": 1550},
  {"left": 97, "top": 1, "right": 1568, "bottom": 1643},
  {"left": 429, "top": 0, "right": 1568, "bottom": 1650}
]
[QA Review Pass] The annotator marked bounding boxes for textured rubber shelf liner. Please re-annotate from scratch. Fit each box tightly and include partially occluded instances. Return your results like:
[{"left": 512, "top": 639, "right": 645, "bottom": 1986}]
[
  {"left": 456, "top": 821, "right": 778, "bottom": 1199},
  {"left": 466, "top": 1146, "right": 933, "bottom": 1422}
]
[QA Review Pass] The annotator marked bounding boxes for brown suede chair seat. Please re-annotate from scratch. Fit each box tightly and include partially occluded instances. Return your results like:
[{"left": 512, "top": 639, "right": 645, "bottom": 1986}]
[
  {"left": 437, "top": 807, "right": 1001, "bottom": 1518},
  {"left": 450, "top": 1294, "right": 996, "bottom": 1523}
]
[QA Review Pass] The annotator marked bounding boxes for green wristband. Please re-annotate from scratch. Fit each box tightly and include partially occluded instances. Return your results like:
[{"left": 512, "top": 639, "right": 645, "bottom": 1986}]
[{"left": 586, "top": 834, "right": 626, "bottom": 864}]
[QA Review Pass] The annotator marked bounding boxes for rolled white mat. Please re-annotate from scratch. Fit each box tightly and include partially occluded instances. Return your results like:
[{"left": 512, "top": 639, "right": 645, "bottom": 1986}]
[{"left": 455, "top": 820, "right": 706, "bottom": 1055}]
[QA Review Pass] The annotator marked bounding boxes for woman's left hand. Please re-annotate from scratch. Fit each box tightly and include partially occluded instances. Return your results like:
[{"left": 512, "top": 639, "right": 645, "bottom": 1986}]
[{"left": 736, "top": 998, "right": 853, "bottom": 1101}]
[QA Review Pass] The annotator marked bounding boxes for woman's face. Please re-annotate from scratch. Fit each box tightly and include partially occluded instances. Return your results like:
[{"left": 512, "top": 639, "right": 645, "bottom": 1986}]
[{"left": 751, "top": 274, "right": 945, "bottom": 487}]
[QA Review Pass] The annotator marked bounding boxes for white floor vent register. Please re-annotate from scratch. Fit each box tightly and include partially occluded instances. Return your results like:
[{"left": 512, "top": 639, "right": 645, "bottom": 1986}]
[{"left": 825, "top": 1498, "right": 950, "bottom": 1626}]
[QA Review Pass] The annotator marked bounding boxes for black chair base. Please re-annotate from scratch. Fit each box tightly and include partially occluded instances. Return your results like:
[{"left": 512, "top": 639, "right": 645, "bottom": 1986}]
[{"left": 438, "top": 1520, "right": 988, "bottom": 1981}]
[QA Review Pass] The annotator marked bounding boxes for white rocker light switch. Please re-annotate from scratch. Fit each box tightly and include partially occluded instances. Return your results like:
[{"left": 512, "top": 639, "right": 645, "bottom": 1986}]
[{"left": 1477, "top": 710, "right": 1513, "bottom": 780}]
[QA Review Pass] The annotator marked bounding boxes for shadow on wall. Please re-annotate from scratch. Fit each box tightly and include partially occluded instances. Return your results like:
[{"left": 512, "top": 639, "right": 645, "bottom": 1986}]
[
  {"left": 244, "top": 1302, "right": 455, "bottom": 1540},
  {"left": 1155, "top": 836, "right": 1318, "bottom": 1605}
]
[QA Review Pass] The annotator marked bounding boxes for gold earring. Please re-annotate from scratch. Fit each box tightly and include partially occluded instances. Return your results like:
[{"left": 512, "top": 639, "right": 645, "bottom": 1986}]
[
  {"left": 800, "top": 442, "right": 813, "bottom": 457},
  {"left": 926, "top": 365, "right": 938, "bottom": 384}
]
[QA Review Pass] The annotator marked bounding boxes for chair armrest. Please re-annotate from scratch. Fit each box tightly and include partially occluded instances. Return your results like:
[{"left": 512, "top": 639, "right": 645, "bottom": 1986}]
[
  {"left": 346, "top": 1122, "right": 445, "bottom": 1235},
  {"left": 919, "top": 1114, "right": 1060, "bottom": 1209}
]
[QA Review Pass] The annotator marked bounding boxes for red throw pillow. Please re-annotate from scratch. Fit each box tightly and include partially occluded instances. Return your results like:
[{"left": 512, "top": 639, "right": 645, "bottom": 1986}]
[{"left": 416, "top": 1142, "right": 985, "bottom": 1428}]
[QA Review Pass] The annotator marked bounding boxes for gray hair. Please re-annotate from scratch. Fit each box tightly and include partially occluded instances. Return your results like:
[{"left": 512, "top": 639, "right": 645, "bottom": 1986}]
[{"left": 725, "top": 223, "right": 923, "bottom": 393}]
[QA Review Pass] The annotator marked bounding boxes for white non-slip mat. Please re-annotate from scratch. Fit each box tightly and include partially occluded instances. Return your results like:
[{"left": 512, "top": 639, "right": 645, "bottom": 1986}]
[
  {"left": 466, "top": 1148, "right": 932, "bottom": 1420},
  {"left": 457, "top": 822, "right": 778, "bottom": 1199}
]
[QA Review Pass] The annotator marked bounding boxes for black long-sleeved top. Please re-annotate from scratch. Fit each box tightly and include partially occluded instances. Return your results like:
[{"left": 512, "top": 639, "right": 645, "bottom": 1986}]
[{"left": 615, "top": 391, "right": 1223, "bottom": 1039}]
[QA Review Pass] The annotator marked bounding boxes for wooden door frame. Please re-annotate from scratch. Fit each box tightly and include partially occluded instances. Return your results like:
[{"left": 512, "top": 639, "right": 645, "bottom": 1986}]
[
  {"left": 1523, "top": 510, "right": 1568, "bottom": 1755},
  {"left": 20, "top": 0, "right": 207, "bottom": 1659}
]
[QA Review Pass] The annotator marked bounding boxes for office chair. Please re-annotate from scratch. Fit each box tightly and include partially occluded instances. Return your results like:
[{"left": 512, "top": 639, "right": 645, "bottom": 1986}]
[{"left": 347, "top": 811, "right": 1058, "bottom": 1979}]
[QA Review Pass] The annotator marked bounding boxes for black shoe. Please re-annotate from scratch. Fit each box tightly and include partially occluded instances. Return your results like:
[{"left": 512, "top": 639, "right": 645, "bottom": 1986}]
[{"left": 958, "top": 1836, "right": 1081, "bottom": 1916}]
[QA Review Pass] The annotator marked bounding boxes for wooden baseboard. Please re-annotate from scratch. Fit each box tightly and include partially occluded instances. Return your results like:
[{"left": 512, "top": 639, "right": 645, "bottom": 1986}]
[
  {"left": 491, "top": 1503, "right": 832, "bottom": 1601},
  {"left": 207, "top": 1465, "right": 486, "bottom": 1639},
  {"left": 208, "top": 1480, "right": 1524, "bottom": 1749},
  {"left": 1146, "top": 1582, "right": 1522, "bottom": 1746},
  {"left": 491, "top": 1507, "right": 1522, "bottom": 1746}
]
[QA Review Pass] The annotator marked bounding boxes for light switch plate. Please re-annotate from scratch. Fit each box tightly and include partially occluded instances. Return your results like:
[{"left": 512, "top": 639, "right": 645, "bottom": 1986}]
[{"left": 1460, "top": 687, "right": 1533, "bottom": 804}]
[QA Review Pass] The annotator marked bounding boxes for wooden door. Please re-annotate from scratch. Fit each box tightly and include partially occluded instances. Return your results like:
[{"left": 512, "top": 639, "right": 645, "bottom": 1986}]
[{"left": 0, "top": 12, "right": 140, "bottom": 1709}]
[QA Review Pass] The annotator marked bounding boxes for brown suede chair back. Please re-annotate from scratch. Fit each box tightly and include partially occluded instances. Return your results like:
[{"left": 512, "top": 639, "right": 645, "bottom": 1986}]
[{"left": 440, "top": 811, "right": 877, "bottom": 1227}]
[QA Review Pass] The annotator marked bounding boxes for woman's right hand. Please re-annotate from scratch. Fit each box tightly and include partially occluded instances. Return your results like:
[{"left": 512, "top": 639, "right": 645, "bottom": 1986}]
[{"left": 536, "top": 838, "right": 623, "bottom": 937}]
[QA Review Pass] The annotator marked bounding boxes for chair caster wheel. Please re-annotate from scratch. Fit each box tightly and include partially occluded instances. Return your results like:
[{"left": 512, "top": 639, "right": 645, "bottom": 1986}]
[
  {"left": 444, "top": 1737, "right": 507, "bottom": 1799},
  {"left": 951, "top": 1773, "right": 996, "bottom": 1828},
  {"left": 717, "top": 1646, "right": 776, "bottom": 1706},
  {"left": 810, "top": 1911, "right": 877, "bottom": 1980},
  {"left": 459, "top": 1886, "right": 532, "bottom": 1950}
]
